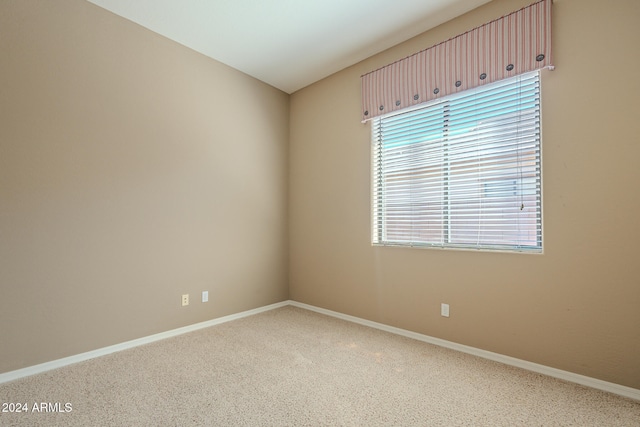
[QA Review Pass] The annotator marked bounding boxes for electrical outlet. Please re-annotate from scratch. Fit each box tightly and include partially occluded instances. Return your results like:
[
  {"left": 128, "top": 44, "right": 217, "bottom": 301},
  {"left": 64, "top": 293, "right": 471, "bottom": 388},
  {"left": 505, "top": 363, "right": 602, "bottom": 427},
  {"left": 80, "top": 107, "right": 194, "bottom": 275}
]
[
  {"left": 441, "top": 303, "right": 450, "bottom": 317},
  {"left": 202, "top": 291, "right": 208, "bottom": 303},
  {"left": 182, "top": 294, "right": 189, "bottom": 306}
]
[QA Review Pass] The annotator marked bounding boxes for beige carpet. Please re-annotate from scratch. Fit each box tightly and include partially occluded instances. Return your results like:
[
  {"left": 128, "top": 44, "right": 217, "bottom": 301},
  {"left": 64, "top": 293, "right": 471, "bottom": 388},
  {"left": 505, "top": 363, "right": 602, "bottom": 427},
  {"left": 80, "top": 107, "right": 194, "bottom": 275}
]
[{"left": 0, "top": 306, "right": 638, "bottom": 426}]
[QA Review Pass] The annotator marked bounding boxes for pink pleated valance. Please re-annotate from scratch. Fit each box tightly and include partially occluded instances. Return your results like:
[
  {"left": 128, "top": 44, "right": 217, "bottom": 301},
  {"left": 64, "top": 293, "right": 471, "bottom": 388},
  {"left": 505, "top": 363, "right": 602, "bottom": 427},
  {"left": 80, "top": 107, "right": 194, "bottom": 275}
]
[{"left": 361, "top": 0, "right": 552, "bottom": 122}]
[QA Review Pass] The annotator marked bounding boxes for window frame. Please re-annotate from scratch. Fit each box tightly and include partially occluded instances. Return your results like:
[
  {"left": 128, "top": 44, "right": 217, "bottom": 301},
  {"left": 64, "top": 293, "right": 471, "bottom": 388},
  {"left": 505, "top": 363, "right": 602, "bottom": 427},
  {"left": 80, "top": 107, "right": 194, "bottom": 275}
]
[{"left": 371, "top": 71, "right": 543, "bottom": 254}]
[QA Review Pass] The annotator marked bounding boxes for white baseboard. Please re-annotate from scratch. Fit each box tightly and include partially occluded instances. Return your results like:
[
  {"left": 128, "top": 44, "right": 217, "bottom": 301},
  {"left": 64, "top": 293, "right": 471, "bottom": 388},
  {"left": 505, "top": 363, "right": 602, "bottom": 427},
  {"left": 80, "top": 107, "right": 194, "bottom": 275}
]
[
  {"left": 0, "top": 301, "right": 289, "bottom": 385},
  {"left": 289, "top": 300, "right": 640, "bottom": 401},
  {"left": 2, "top": 299, "right": 638, "bottom": 402}
]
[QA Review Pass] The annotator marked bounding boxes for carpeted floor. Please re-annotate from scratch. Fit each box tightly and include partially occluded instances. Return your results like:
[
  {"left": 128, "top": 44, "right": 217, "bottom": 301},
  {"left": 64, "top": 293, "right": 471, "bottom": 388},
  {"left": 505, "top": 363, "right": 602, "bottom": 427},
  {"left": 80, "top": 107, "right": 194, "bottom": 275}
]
[{"left": 0, "top": 306, "right": 639, "bottom": 426}]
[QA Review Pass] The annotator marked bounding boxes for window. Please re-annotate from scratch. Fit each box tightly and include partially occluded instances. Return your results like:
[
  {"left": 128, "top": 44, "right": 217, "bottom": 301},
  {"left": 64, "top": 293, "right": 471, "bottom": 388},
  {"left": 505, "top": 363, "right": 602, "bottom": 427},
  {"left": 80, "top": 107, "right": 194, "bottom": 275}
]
[{"left": 372, "top": 71, "right": 542, "bottom": 252}]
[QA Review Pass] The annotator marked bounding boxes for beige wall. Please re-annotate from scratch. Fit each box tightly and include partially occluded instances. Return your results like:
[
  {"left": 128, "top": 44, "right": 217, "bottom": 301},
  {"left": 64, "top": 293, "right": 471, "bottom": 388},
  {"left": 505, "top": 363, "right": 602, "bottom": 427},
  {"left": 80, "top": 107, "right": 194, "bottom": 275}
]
[
  {"left": 0, "top": 0, "right": 289, "bottom": 373},
  {"left": 290, "top": 0, "right": 640, "bottom": 389}
]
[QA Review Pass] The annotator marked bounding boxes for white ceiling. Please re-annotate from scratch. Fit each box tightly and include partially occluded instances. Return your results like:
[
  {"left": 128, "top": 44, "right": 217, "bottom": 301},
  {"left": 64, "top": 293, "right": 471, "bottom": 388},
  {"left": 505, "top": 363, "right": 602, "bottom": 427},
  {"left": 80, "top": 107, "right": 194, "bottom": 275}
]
[{"left": 86, "top": 0, "right": 491, "bottom": 94}]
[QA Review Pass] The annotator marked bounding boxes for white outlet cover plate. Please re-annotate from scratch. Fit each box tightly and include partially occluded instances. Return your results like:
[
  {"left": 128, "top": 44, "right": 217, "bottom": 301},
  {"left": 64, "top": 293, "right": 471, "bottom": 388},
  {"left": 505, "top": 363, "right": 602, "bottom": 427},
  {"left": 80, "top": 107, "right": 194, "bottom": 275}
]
[
  {"left": 202, "top": 291, "right": 208, "bottom": 303},
  {"left": 441, "top": 303, "right": 450, "bottom": 317}
]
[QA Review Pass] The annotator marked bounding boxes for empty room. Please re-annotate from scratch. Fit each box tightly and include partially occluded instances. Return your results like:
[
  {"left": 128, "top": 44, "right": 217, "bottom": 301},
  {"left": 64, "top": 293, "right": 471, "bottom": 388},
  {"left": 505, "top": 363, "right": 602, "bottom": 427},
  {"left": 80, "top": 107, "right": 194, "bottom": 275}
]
[{"left": 1, "top": 0, "right": 639, "bottom": 425}]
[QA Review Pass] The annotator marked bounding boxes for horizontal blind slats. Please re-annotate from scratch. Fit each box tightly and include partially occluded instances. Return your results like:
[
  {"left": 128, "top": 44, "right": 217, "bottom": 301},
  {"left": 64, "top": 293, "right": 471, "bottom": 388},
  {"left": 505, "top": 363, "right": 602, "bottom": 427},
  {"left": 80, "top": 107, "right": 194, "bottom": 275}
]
[{"left": 372, "top": 71, "right": 542, "bottom": 252}]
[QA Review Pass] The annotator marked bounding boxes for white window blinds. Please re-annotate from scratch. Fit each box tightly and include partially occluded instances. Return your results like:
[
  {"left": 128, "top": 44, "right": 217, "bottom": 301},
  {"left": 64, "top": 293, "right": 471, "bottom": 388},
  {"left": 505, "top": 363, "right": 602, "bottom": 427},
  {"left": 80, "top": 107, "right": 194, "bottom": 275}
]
[{"left": 372, "top": 71, "right": 542, "bottom": 252}]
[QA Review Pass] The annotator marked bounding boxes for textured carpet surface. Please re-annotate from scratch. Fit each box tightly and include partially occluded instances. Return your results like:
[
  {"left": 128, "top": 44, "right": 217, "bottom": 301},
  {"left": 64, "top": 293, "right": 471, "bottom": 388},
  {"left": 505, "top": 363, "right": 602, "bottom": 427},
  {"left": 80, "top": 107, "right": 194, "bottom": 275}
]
[{"left": 0, "top": 306, "right": 638, "bottom": 426}]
